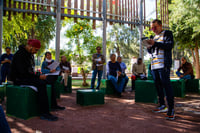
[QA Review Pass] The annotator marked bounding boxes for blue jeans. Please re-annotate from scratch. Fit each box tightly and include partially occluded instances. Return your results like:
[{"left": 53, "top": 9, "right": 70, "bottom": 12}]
[
  {"left": 176, "top": 71, "right": 191, "bottom": 79},
  {"left": 107, "top": 75, "right": 126, "bottom": 93},
  {"left": 0, "top": 105, "right": 11, "bottom": 133},
  {"left": 151, "top": 68, "right": 174, "bottom": 111},
  {"left": 90, "top": 69, "right": 103, "bottom": 89},
  {"left": 0, "top": 67, "right": 10, "bottom": 84}
]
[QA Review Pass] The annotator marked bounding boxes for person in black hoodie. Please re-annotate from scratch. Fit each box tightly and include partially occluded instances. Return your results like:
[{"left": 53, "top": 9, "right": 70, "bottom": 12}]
[{"left": 10, "top": 39, "right": 64, "bottom": 121}]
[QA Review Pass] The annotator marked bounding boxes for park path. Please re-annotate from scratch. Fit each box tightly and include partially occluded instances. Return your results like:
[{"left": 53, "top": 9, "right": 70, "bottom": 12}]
[{"left": 4, "top": 90, "right": 200, "bottom": 133}]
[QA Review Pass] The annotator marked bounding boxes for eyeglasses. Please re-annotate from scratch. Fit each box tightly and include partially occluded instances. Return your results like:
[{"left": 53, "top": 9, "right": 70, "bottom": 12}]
[{"left": 96, "top": 49, "right": 101, "bottom": 50}]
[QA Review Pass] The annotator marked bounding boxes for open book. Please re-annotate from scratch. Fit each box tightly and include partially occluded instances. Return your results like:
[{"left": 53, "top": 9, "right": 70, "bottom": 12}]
[{"left": 142, "top": 39, "right": 152, "bottom": 47}]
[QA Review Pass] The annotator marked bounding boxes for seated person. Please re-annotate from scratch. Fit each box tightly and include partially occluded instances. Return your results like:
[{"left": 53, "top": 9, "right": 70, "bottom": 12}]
[
  {"left": 176, "top": 57, "right": 194, "bottom": 79},
  {"left": 41, "top": 52, "right": 65, "bottom": 110},
  {"left": 117, "top": 56, "right": 129, "bottom": 92},
  {"left": 10, "top": 39, "right": 63, "bottom": 121},
  {"left": 131, "top": 58, "right": 147, "bottom": 91},
  {"left": 59, "top": 55, "right": 71, "bottom": 91},
  {"left": 107, "top": 54, "right": 126, "bottom": 97}
]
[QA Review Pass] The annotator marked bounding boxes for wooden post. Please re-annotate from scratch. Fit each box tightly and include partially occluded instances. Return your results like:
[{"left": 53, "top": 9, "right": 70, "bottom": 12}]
[
  {"left": 74, "top": 0, "right": 78, "bottom": 23},
  {"left": 93, "top": 0, "right": 96, "bottom": 29},
  {"left": 68, "top": 0, "right": 71, "bottom": 16}
]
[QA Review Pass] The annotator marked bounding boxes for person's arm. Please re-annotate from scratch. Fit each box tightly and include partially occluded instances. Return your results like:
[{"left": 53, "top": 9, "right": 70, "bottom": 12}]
[
  {"left": 153, "top": 30, "right": 174, "bottom": 51},
  {"left": 132, "top": 64, "right": 137, "bottom": 75},
  {"left": 101, "top": 55, "right": 105, "bottom": 64},
  {"left": 106, "top": 62, "right": 110, "bottom": 76},
  {"left": 92, "top": 54, "right": 97, "bottom": 65},
  {"left": 184, "top": 63, "right": 193, "bottom": 76},
  {"left": 13, "top": 55, "right": 39, "bottom": 79},
  {"left": 143, "top": 64, "right": 146, "bottom": 75},
  {"left": 41, "top": 61, "right": 50, "bottom": 74},
  {"left": 177, "top": 66, "right": 182, "bottom": 72}
]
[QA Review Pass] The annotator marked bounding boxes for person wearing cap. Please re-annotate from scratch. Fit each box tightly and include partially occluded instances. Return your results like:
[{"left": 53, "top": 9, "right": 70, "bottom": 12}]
[
  {"left": 10, "top": 39, "right": 64, "bottom": 121},
  {"left": 0, "top": 47, "right": 13, "bottom": 84}
]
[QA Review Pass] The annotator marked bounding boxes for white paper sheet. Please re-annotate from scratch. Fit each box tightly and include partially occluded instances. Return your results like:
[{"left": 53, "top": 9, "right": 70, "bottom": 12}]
[
  {"left": 45, "top": 71, "right": 60, "bottom": 76},
  {"left": 47, "top": 61, "right": 59, "bottom": 70}
]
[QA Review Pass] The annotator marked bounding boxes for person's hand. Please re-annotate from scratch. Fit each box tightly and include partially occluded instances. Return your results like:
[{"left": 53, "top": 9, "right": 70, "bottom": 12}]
[
  {"left": 180, "top": 75, "right": 184, "bottom": 78},
  {"left": 65, "top": 70, "right": 70, "bottom": 73},
  {"left": 98, "top": 61, "right": 102, "bottom": 64},
  {"left": 7, "top": 60, "right": 11, "bottom": 63},
  {"left": 147, "top": 39, "right": 155, "bottom": 46},
  {"left": 50, "top": 69, "right": 56, "bottom": 73},
  {"left": 39, "top": 75, "right": 46, "bottom": 80},
  {"left": 118, "top": 71, "right": 121, "bottom": 76}
]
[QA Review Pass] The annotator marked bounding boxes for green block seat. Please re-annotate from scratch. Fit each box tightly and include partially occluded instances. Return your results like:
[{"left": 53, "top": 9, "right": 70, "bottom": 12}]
[
  {"left": 0, "top": 84, "right": 6, "bottom": 102},
  {"left": 100, "top": 79, "right": 115, "bottom": 95},
  {"left": 6, "top": 85, "right": 51, "bottom": 120},
  {"left": 135, "top": 80, "right": 158, "bottom": 103},
  {"left": 185, "top": 79, "right": 200, "bottom": 93},
  {"left": 55, "top": 76, "right": 72, "bottom": 95},
  {"left": 170, "top": 80, "right": 185, "bottom": 97},
  {"left": 76, "top": 89, "right": 104, "bottom": 106}
]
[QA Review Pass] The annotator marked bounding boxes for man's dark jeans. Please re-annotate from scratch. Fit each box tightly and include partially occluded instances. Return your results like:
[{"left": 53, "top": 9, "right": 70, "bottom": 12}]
[
  {"left": 0, "top": 105, "right": 11, "bottom": 133},
  {"left": 151, "top": 68, "right": 174, "bottom": 111}
]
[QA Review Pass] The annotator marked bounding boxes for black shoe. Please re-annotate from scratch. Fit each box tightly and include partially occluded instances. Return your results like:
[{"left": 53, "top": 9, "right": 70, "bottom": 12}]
[
  {"left": 40, "top": 113, "right": 58, "bottom": 121},
  {"left": 51, "top": 105, "right": 65, "bottom": 111},
  {"left": 96, "top": 87, "right": 99, "bottom": 90}
]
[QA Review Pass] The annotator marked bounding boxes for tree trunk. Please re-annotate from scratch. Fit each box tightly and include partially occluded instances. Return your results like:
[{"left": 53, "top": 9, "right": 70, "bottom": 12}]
[
  {"left": 191, "top": 48, "right": 196, "bottom": 67},
  {"left": 194, "top": 42, "right": 200, "bottom": 79},
  {"left": 81, "top": 67, "right": 88, "bottom": 86}
]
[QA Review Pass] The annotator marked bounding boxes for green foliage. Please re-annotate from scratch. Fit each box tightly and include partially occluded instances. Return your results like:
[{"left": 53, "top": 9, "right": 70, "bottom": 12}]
[
  {"left": 107, "top": 24, "right": 139, "bottom": 58},
  {"left": 169, "top": 0, "right": 200, "bottom": 49},
  {"left": 3, "top": 13, "right": 56, "bottom": 55},
  {"left": 65, "top": 19, "right": 102, "bottom": 67},
  {"left": 143, "top": 27, "right": 155, "bottom": 38}
]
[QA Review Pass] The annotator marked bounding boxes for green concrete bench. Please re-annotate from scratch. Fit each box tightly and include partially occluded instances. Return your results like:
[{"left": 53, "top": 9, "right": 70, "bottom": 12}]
[
  {"left": 135, "top": 80, "right": 158, "bottom": 103},
  {"left": 6, "top": 85, "right": 51, "bottom": 120},
  {"left": 0, "top": 84, "right": 6, "bottom": 102},
  {"left": 171, "top": 80, "right": 185, "bottom": 97},
  {"left": 55, "top": 76, "right": 72, "bottom": 99},
  {"left": 76, "top": 89, "right": 104, "bottom": 106},
  {"left": 185, "top": 79, "right": 200, "bottom": 93},
  {"left": 100, "top": 79, "right": 115, "bottom": 95}
]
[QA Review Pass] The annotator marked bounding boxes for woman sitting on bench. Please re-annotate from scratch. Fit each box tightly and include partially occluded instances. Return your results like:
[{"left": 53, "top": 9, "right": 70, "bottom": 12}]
[{"left": 106, "top": 54, "right": 126, "bottom": 97}]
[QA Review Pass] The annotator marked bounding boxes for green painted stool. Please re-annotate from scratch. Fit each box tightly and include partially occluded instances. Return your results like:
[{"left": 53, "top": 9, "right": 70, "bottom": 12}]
[
  {"left": 0, "top": 84, "right": 6, "bottom": 102},
  {"left": 55, "top": 76, "right": 72, "bottom": 96},
  {"left": 185, "top": 79, "right": 200, "bottom": 93},
  {"left": 6, "top": 85, "right": 51, "bottom": 120},
  {"left": 100, "top": 79, "right": 115, "bottom": 95},
  {"left": 135, "top": 80, "right": 158, "bottom": 103},
  {"left": 171, "top": 80, "right": 185, "bottom": 97},
  {"left": 76, "top": 89, "right": 104, "bottom": 106}
]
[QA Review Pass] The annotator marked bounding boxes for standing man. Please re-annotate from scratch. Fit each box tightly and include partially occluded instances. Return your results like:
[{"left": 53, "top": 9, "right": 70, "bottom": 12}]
[
  {"left": 10, "top": 39, "right": 61, "bottom": 121},
  {"left": 0, "top": 47, "right": 13, "bottom": 84},
  {"left": 147, "top": 19, "right": 175, "bottom": 120},
  {"left": 90, "top": 46, "right": 105, "bottom": 90},
  {"left": 117, "top": 56, "right": 129, "bottom": 92},
  {"left": 176, "top": 57, "right": 194, "bottom": 79}
]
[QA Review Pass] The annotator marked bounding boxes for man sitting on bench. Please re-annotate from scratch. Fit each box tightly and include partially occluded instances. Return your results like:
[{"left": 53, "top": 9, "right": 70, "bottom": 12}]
[
  {"left": 10, "top": 39, "right": 64, "bottom": 121},
  {"left": 107, "top": 54, "right": 126, "bottom": 97},
  {"left": 176, "top": 57, "right": 194, "bottom": 79}
]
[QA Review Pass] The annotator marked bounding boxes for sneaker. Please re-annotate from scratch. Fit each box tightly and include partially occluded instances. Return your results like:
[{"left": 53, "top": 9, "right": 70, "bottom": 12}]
[
  {"left": 153, "top": 105, "right": 168, "bottom": 113},
  {"left": 51, "top": 105, "right": 65, "bottom": 111},
  {"left": 40, "top": 113, "right": 58, "bottom": 121},
  {"left": 166, "top": 109, "right": 175, "bottom": 120}
]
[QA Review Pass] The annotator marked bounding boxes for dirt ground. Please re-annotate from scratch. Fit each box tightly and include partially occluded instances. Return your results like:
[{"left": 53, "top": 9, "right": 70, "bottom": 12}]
[{"left": 3, "top": 88, "right": 200, "bottom": 133}]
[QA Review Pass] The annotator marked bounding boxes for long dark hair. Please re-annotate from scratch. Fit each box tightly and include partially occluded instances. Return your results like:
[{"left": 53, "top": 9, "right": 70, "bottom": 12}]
[{"left": 44, "top": 51, "right": 51, "bottom": 61}]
